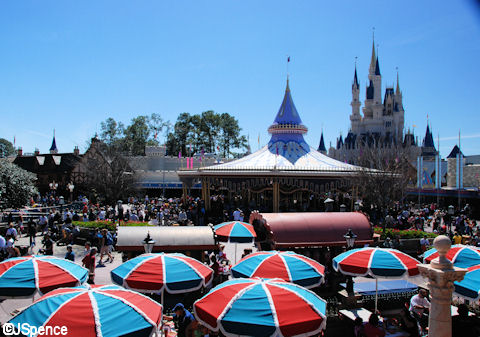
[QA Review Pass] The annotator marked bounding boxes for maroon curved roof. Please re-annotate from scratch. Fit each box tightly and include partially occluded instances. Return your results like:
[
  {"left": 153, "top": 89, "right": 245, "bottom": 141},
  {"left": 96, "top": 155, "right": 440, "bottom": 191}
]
[{"left": 253, "top": 212, "right": 373, "bottom": 248}]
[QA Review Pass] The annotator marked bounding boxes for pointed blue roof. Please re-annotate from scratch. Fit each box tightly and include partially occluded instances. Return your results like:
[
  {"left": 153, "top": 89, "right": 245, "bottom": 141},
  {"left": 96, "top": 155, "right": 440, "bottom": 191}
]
[
  {"left": 268, "top": 78, "right": 308, "bottom": 140},
  {"left": 447, "top": 145, "right": 463, "bottom": 158},
  {"left": 422, "top": 124, "right": 436, "bottom": 149},
  {"left": 318, "top": 133, "right": 326, "bottom": 152},
  {"left": 271, "top": 78, "right": 304, "bottom": 126},
  {"left": 49, "top": 136, "right": 58, "bottom": 152}
]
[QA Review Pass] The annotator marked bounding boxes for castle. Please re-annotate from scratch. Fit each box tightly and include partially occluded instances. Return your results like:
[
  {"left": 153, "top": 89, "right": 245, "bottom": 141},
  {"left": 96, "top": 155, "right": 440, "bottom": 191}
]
[{"left": 327, "top": 39, "right": 438, "bottom": 164}]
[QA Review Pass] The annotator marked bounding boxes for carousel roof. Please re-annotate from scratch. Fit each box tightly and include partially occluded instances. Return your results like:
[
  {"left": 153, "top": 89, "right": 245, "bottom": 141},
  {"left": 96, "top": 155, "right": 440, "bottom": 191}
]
[{"left": 198, "top": 78, "right": 362, "bottom": 174}]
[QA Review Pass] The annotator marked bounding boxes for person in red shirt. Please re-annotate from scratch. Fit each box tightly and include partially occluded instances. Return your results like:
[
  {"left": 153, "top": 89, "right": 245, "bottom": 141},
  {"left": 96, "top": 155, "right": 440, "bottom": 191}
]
[{"left": 82, "top": 247, "right": 97, "bottom": 284}]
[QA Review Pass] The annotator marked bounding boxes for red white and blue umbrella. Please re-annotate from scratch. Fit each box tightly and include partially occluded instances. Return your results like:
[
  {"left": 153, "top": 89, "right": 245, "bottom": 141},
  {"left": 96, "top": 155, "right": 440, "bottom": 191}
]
[
  {"left": 333, "top": 247, "right": 420, "bottom": 278},
  {"left": 111, "top": 253, "right": 213, "bottom": 294},
  {"left": 333, "top": 247, "right": 421, "bottom": 312},
  {"left": 454, "top": 264, "right": 480, "bottom": 300},
  {"left": 194, "top": 278, "right": 327, "bottom": 337},
  {"left": 8, "top": 285, "right": 162, "bottom": 337},
  {"left": 0, "top": 255, "right": 88, "bottom": 298},
  {"left": 231, "top": 251, "right": 325, "bottom": 288},
  {"left": 423, "top": 244, "right": 480, "bottom": 268},
  {"left": 214, "top": 221, "right": 257, "bottom": 243}
]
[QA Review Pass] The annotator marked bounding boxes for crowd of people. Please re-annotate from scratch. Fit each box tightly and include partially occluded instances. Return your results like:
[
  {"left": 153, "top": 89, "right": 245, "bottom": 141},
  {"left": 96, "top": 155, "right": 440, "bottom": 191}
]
[{"left": 2, "top": 194, "right": 480, "bottom": 336}]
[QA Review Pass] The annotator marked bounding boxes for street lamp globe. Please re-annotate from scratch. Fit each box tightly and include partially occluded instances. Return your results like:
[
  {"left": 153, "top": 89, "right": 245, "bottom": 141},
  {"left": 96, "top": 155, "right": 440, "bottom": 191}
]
[
  {"left": 143, "top": 232, "right": 155, "bottom": 254},
  {"left": 68, "top": 183, "right": 75, "bottom": 193},
  {"left": 344, "top": 228, "right": 357, "bottom": 249}
]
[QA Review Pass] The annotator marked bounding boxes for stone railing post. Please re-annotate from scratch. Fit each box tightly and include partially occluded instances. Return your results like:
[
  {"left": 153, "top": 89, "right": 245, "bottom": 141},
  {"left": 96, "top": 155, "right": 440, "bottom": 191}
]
[{"left": 417, "top": 235, "right": 467, "bottom": 337}]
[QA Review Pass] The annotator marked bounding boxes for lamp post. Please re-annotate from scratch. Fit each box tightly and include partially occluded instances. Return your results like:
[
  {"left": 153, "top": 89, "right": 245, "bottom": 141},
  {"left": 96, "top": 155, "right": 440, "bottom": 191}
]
[
  {"left": 67, "top": 182, "right": 75, "bottom": 203},
  {"left": 344, "top": 228, "right": 357, "bottom": 295},
  {"left": 143, "top": 232, "right": 155, "bottom": 253},
  {"left": 354, "top": 201, "right": 360, "bottom": 211},
  {"left": 448, "top": 205, "right": 455, "bottom": 234}
]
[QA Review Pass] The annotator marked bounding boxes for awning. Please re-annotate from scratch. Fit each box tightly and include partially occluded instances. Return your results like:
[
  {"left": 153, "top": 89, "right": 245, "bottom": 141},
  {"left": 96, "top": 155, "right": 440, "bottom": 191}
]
[
  {"left": 116, "top": 226, "right": 217, "bottom": 252},
  {"left": 252, "top": 212, "right": 373, "bottom": 248}
]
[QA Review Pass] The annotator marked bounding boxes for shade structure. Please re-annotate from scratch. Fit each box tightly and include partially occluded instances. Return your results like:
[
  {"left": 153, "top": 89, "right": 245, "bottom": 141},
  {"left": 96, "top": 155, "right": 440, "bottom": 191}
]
[
  {"left": 0, "top": 255, "right": 88, "bottom": 298},
  {"left": 8, "top": 285, "right": 162, "bottom": 337},
  {"left": 333, "top": 247, "right": 420, "bottom": 278},
  {"left": 454, "top": 264, "right": 480, "bottom": 300},
  {"left": 111, "top": 253, "right": 213, "bottom": 294},
  {"left": 333, "top": 247, "right": 421, "bottom": 312},
  {"left": 194, "top": 278, "right": 327, "bottom": 337},
  {"left": 214, "top": 221, "right": 257, "bottom": 243},
  {"left": 423, "top": 244, "right": 480, "bottom": 268},
  {"left": 231, "top": 251, "right": 325, "bottom": 288}
]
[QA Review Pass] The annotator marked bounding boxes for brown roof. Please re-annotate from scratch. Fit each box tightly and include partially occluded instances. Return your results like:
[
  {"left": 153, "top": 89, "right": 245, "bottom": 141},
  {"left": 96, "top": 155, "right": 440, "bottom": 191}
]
[{"left": 251, "top": 212, "right": 373, "bottom": 248}]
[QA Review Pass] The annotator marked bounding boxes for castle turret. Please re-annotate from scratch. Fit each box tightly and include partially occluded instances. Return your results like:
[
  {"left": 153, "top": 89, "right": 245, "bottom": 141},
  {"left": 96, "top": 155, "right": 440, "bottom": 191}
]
[
  {"left": 317, "top": 132, "right": 327, "bottom": 154},
  {"left": 49, "top": 131, "right": 58, "bottom": 154},
  {"left": 421, "top": 123, "right": 438, "bottom": 159},
  {"left": 350, "top": 65, "right": 361, "bottom": 131}
]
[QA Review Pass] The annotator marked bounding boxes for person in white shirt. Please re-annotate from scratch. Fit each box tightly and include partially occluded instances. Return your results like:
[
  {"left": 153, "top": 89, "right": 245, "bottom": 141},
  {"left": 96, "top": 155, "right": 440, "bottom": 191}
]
[
  {"left": 98, "top": 209, "right": 106, "bottom": 220},
  {"left": 6, "top": 223, "right": 18, "bottom": 240},
  {"left": 420, "top": 235, "right": 430, "bottom": 252},
  {"left": 410, "top": 288, "right": 430, "bottom": 332},
  {"left": 410, "top": 289, "right": 430, "bottom": 315}
]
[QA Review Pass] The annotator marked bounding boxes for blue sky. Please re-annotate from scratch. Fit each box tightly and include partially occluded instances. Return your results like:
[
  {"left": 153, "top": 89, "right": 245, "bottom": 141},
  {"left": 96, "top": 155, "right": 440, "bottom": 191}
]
[{"left": 0, "top": 0, "right": 479, "bottom": 157}]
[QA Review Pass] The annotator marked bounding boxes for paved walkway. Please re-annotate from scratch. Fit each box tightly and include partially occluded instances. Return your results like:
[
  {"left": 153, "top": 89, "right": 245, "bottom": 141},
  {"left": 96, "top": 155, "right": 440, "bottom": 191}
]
[{"left": 0, "top": 233, "right": 122, "bottom": 324}]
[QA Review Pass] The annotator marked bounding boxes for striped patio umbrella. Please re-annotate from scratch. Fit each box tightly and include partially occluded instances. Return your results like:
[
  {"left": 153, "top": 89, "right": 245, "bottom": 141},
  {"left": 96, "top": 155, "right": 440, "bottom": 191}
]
[
  {"left": 213, "top": 221, "right": 257, "bottom": 243},
  {"left": 0, "top": 255, "right": 88, "bottom": 298},
  {"left": 111, "top": 253, "right": 213, "bottom": 305},
  {"left": 423, "top": 244, "right": 480, "bottom": 268},
  {"left": 333, "top": 247, "right": 420, "bottom": 278},
  {"left": 231, "top": 251, "right": 325, "bottom": 288},
  {"left": 194, "top": 278, "right": 327, "bottom": 337},
  {"left": 333, "top": 247, "right": 421, "bottom": 311},
  {"left": 454, "top": 264, "right": 480, "bottom": 300},
  {"left": 8, "top": 285, "right": 162, "bottom": 337}
]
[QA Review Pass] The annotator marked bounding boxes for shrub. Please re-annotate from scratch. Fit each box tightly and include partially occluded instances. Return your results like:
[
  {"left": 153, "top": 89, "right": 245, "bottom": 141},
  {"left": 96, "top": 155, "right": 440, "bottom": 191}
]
[
  {"left": 373, "top": 227, "right": 437, "bottom": 240},
  {"left": 72, "top": 221, "right": 152, "bottom": 231}
]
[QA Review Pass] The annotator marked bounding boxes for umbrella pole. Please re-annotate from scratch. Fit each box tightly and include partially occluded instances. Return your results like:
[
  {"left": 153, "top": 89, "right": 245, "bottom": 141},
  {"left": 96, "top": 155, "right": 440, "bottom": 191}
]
[
  {"left": 161, "top": 289, "right": 164, "bottom": 337},
  {"left": 375, "top": 279, "right": 378, "bottom": 313},
  {"left": 235, "top": 242, "right": 238, "bottom": 264}
]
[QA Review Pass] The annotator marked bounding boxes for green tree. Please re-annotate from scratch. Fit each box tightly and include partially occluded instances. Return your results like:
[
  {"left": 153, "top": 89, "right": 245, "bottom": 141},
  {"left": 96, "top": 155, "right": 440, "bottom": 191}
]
[
  {"left": 100, "top": 114, "right": 169, "bottom": 156},
  {"left": 123, "top": 116, "right": 151, "bottom": 155},
  {"left": 166, "top": 111, "right": 247, "bottom": 158},
  {"left": 100, "top": 118, "right": 124, "bottom": 147},
  {"left": 219, "top": 113, "right": 248, "bottom": 157},
  {"left": 199, "top": 110, "right": 221, "bottom": 153},
  {"left": 166, "top": 112, "right": 193, "bottom": 156},
  {"left": 0, "top": 161, "right": 37, "bottom": 209},
  {"left": 0, "top": 139, "right": 15, "bottom": 158}
]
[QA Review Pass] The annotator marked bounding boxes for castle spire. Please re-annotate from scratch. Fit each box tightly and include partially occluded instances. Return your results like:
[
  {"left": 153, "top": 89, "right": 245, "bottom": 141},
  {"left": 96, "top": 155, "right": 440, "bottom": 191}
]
[
  {"left": 49, "top": 129, "right": 58, "bottom": 154},
  {"left": 375, "top": 56, "right": 381, "bottom": 76},
  {"left": 369, "top": 37, "right": 376, "bottom": 74},
  {"left": 396, "top": 69, "right": 401, "bottom": 94},
  {"left": 318, "top": 132, "right": 326, "bottom": 154},
  {"left": 353, "top": 65, "right": 359, "bottom": 89}
]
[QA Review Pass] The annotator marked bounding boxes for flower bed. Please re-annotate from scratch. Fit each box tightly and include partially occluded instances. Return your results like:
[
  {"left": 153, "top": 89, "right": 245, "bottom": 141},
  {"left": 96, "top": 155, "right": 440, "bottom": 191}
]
[
  {"left": 373, "top": 227, "right": 438, "bottom": 240},
  {"left": 72, "top": 221, "right": 152, "bottom": 231}
]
